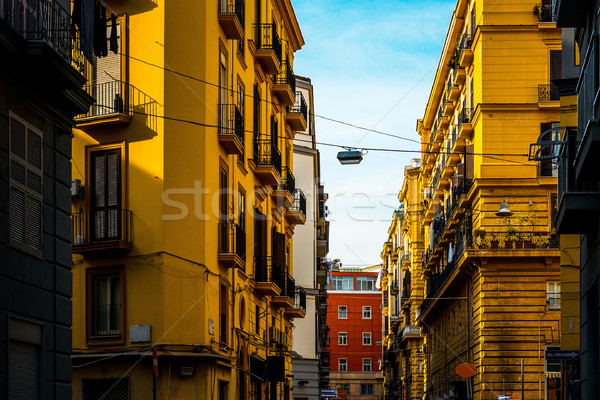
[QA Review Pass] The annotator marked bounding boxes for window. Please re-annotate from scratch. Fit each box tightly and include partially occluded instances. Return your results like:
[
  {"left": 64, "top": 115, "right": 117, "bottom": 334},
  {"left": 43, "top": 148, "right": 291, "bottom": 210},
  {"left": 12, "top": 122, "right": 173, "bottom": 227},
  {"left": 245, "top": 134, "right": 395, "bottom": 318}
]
[
  {"left": 361, "top": 384, "right": 374, "bottom": 395},
  {"left": 255, "top": 305, "right": 260, "bottom": 335},
  {"left": 220, "top": 282, "right": 229, "bottom": 344},
  {"left": 338, "top": 306, "right": 347, "bottom": 319},
  {"left": 83, "top": 378, "right": 129, "bottom": 400},
  {"left": 362, "top": 358, "right": 372, "bottom": 372},
  {"left": 239, "top": 190, "right": 246, "bottom": 230},
  {"left": 338, "top": 358, "right": 347, "bottom": 372},
  {"left": 362, "top": 332, "right": 372, "bottom": 346},
  {"left": 332, "top": 276, "right": 353, "bottom": 290},
  {"left": 9, "top": 318, "right": 42, "bottom": 399},
  {"left": 219, "top": 49, "right": 228, "bottom": 104},
  {"left": 356, "top": 276, "right": 376, "bottom": 291},
  {"left": 9, "top": 114, "right": 42, "bottom": 253},
  {"left": 87, "top": 267, "right": 124, "bottom": 342},
  {"left": 338, "top": 332, "right": 347, "bottom": 345},
  {"left": 363, "top": 306, "right": 372, "bottom": 319},
  {"left": 253, "top": 84, "right": 261, "bottom": 142},
  {"left": 547, "top": 281, "right": 561, "bottom": 310},
  {"left": 90, "top": 148, "right": 122, "bottom": 241}
]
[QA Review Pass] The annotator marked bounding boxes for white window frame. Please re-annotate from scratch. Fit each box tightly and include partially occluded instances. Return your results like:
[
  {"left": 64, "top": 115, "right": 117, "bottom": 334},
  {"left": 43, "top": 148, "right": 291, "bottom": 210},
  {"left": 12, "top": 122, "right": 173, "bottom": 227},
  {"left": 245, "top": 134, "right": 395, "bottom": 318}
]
[
  {"left": 332, "top": 276, "right": 353, "bottom": 290},
  {"left": 9, "top": 112, "right": 43, "bottom": 255},
  {"left": 356, "top": 276, "right": 376, "bottom": 291},
  {"left": 547, "top": 281, "right": 561, "bottom": 310},
  {"left": 338, "top": 306, "right": 347, "bottom": 319},
  {"left": 362, "top": 306, "right": 372, "bottom": 319},
  {"left": 338, "top": 332, "right": 347, "bottom": 345},
  {"left": 338, "top": 358, "right": 347, "bottom": 372},
  {"left": 362, "top": 358, "right": 371, "bottom": 372},
  {"left": 362, "top": 332, "right": 372, "bottom": 346}
]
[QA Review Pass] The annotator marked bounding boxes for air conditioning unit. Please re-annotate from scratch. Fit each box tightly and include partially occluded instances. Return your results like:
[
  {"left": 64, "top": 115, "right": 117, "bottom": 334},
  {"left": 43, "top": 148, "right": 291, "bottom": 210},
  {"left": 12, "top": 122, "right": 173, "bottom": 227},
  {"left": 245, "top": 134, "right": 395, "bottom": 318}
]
[
  {"left": 71, "top": 179, "right": 84, "bottom": 197},
  {"left": 269, "top": 326, "right": 281, "bottom": 344},
  {"left": 280, "top": 332, "right": 289, "bottom": 347}
]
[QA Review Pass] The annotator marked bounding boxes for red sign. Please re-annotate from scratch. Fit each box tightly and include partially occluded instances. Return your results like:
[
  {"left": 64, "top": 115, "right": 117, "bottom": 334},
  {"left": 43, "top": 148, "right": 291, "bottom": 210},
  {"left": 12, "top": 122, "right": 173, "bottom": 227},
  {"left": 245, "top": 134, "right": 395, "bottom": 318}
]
[{"left": 455, "top": 363, "right": 476, "bottom": 378}]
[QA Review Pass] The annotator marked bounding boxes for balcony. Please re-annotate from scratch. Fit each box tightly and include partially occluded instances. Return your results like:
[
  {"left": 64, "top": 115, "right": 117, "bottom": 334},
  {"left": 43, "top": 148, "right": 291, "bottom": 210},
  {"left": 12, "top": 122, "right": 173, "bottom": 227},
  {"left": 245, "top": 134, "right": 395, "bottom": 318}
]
[
  {"left": 447, "top": 73, "right": 460, "bottom": 102},
  {"left": 450, "top": 127, "right": 466, "bottom": 154},
  {"left": 272, "top": 167, "right": 295, "bottom": 208},
  {"left": 453, "top": 67, "right": 466, "bottom": 86},
  {"left": 72, "top": 209, "right": 132, "bottom": 256},
  {"left": 273, "top": 61, "right": 296, "bottom": 106},
  {"left": 273, "top": 272, "right": 295, "bottom": 309},
  {"left": 218, "top": 222, "right": 246, "bottom": 269},
  {"left": 218, "top": 104, "right": 245, "bottom": 156},
  {"left": 253, "top": 23, "right": 282, "bottom": 74},
  {"left": 286, "top": 91, "right": 308, "bottom": 131},
  {"left": 538, "top": 83, "right": 560, "bottom": 102},
  {"left": 218, "top": 0, "right": 245, "bottom": 40},
  {"left": 442, "top": 92, "right": 455, "bottom": 117},
  {"left": 556, "top": 129, "right": 600, "bottom": 233},
  {"left": 457, "top": 107, "right": 473, "bottom": 140},
  {"left": 75, "top": 80, "right": 132, "bottom": 127},
  {"left": 286, "top": 189, "right": 307, "bottom": 225},
  {"left": 400, "top": 325, "right": 421, "bottom": 341},
  {"left": 438, "top": 106, "right": 449, "bottom": 129},
  {"left": 458, "top": 33, "right": 473, "bottom": 67},
  {"left": 254, "top": 256, "right": 283, "bottom": 296},
  {"left": 2, "top": 0, "right": 85, "bottom": 75},
  {"left": 285, "top": 286, "right": 307, "bottom": 318},
  {"left": 317, "top": 220, "right": 329, "bottom": 257},
  {"left": 252, "top": 140, "right": 282, "bottom": 185}
]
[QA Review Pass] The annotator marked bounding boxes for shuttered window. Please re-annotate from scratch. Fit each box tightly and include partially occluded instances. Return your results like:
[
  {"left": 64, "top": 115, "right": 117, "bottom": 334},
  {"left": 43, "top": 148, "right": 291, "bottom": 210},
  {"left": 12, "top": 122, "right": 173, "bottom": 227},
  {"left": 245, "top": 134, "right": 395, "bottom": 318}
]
[
  {"left": 8, "top": 318, "right": 43, "bottom": 400},
  {"left": 91, "top": 149, "right": 121, "bottom": 241},
  {"left": 9, "top": 114, "right": 42, "bottom": 253},
  {"left": 90, "top": 21, "right": 122, "bottom": 116}
]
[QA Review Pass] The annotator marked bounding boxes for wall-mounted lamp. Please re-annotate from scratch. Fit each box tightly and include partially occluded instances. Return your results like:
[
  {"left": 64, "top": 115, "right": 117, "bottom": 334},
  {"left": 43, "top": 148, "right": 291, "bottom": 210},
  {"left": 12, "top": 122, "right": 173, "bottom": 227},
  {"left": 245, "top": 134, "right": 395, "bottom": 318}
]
[{"left": 495, "top": 200, "right": 513, "bottom": 217}]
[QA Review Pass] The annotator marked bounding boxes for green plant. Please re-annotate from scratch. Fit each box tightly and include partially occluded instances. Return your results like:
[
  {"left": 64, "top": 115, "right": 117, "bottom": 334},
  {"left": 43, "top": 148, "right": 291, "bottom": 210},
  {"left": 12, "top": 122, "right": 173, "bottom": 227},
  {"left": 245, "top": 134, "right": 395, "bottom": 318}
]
[
  {"left": 532, "top": 4, "right": 540, "bottom": 16},
  {"left": 506, "top": 226, "right": 516, "bottom": 236},
  {"left": 473, "top": 228, "right": 487, "bottom": 240}
]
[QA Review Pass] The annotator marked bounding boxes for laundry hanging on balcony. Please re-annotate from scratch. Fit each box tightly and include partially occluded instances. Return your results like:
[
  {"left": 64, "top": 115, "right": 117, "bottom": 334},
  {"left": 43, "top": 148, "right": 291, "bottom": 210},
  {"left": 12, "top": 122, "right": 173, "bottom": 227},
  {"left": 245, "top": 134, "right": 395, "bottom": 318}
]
[{"left": 72, "top": 0, "right": 119, "bottom": 64}]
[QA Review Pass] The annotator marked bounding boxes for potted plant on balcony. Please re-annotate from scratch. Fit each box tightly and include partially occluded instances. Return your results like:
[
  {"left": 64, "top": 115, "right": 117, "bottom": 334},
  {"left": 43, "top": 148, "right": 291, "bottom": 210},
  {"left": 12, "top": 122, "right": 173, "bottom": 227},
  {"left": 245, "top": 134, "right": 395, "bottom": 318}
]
[
  {"left": 473, "top": 228, "right": 487, "bottom": 249},
  {"left": 489, "top": 232, "right": 500, "bottom": 249},
  {"left": 505, "top": 226, "right": 517, "bottom": 249},
  {"left": 532, "top": 4, "right": 540, "bottom": 17}
]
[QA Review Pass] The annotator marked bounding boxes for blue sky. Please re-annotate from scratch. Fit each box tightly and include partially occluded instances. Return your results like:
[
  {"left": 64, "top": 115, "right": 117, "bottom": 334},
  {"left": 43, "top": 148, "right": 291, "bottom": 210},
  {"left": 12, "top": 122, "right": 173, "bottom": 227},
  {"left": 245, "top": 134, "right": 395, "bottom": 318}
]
[{"left": 292, "top": 0, "right": 456, "bottom": 267}]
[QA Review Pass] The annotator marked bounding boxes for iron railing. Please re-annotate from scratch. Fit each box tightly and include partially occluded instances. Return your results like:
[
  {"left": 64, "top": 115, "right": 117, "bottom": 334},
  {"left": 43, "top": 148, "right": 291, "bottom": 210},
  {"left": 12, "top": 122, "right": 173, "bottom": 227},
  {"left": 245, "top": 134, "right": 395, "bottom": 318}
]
[
  {"left": 77, "top": 80, "right": 156, "bottom": 120},
  {"left": 538, "top": 83, "right": 560, "bottom": 101},
  {"left": 218, "top": 103, "right": 245, "bottom": 145},
  {"left": 275, "top": 167, "right": 295, "bottom": 195},
  {"left": 218, "top": 222, "right": 246, "bottom": 261},
  {"left": 93, "top": 303, "right": 121, "bottom": 336},
  {"left": 288, "top": 91, "right": 308, "bottom": 121},
  {"left": 458, "top": 107, "right": 473, "bottom": 129},
  {"left": 276, "top": 61, "right": 296, "bottom": 93},
  {"left": 254, "top": 256, "right": 284, "bottom": 290},
  {"left": 2, "top": 0, "right": 85, "bottom": 74},
  {"left": 219, "top": 0, "right": 245, "bottom": 30},
  {"left": 284, "top": 272, "right": 295, "bottom": 300},
  {"left": 72, "top": 209, "right": 132, "bottom": 246},
  {"left": 254, "top": 139, "right": 282, "bottom": 175},
  {"left": 458, "top": 33, "right": 473, "bottom": 56},
  {"left": 290, "top": 189, "right": 307, "bottom": 216},
  {"left": 253, "top": 23, "right": 282, "bottom": 64}
]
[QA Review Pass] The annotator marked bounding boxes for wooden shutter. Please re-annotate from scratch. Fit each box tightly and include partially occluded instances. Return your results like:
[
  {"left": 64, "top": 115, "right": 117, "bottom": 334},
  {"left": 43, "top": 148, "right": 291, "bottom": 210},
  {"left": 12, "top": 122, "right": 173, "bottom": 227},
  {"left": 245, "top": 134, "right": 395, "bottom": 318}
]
[
  {"left": 92, "top": 22, "right": 121, "bottom": 85},
  {"left": 465, "top": 144, "right": 474, "bottom": 180},
  {"left": 8, "top": 341, "right": 40, "bottom": 400},
  {"left": 92, "top": 149, "right": 121, "bottom": 240},
  {"left": 470, "top": 3, "right": 476, "bottom": 35},
  {"left": 253, "top": 84, "right": 260, "bottom": 137},
  {"left": 550, "top": 50, "right": 562, "bottom": 80},
  {"left": 271, "top": 115, "right": 278, "bottom": 148},
  {"left": 9, "top": 116, "right": 42, "bottom": 250}
]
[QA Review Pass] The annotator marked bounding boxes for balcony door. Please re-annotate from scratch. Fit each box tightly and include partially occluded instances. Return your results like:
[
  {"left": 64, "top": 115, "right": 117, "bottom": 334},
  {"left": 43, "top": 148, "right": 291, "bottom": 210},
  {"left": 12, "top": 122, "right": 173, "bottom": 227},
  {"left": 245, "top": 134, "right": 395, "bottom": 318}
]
[
  {"left": 91, "top": 149, "right": 121, "bottom": 241},
  {"left": 90, "top": 20, "right": 122, "bottom": 116}
]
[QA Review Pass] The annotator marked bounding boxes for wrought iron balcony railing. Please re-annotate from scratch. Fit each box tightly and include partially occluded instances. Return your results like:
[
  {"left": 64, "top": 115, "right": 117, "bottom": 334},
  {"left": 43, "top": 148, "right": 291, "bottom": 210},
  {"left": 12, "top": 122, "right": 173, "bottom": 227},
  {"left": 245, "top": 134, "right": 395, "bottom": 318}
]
[
  {"left": 538, "top": 83, "right": 559, "bottom": 101},
  {"left": 3, "top": 0, "right": 85, "bottom": 74},
  {"left": 219, "top": 0, "right": 245, "bottom": 29},
  {"left": 253, "top": 23, "right": 282, "bottom": 63},
  {"left": 288, "top": 91, "right": 308, "bottom": 121},
  {"left": 275, "top": 167, "right": 295, "bottom": 195},
  {"left": 218, "top": 103, "right": 245, "bottom": 145},
  {"left": 276, "top": 61, "right": 296, "bottom": 93},
  {"left": 535, "top": 3, "right": 555, "bottom": 22},
  {"left": 284, "top": 272, "right": 295, "bottom": 300},
  {"left": 459, "top": 33, "right": 473, "bottom": 54},
  {"left": 254, "top": 256, "right": 284, "bottom": 290},
  {"left": 254, "top": 140, "right": 282, "bottom": 175},
  {"left": 290, "top": 189, "right": 307, "bottom": 216},
  {"left": 458, "top": 107, "right": 472, "bottom": 128},
  {"left": 218, "top": 222, "right": 246, "bottom": 261},
  {"left": 72, "top": 209, "right": 132, "bottom": 246}
]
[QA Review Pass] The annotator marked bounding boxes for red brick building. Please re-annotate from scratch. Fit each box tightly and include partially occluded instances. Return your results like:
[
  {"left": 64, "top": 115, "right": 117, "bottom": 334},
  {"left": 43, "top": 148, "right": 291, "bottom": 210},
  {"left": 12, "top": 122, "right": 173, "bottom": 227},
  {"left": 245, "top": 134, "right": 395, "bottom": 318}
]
[{"left": 327, "top": 265, "right": 384, "bottom": 400}]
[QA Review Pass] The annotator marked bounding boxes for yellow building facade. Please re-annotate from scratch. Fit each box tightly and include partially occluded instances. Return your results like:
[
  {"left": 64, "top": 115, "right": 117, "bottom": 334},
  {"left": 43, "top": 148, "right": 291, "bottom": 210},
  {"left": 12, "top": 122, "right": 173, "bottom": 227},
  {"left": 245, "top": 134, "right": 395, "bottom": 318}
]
[
  {"left": 70, "top": 1, "right": 308, "bottom": 399},
  {"left": 383, "top": 1, "right": 564, "bottom": 399},
  {"left": 381, "top": 160, "right": 426, "bottom": 400}
]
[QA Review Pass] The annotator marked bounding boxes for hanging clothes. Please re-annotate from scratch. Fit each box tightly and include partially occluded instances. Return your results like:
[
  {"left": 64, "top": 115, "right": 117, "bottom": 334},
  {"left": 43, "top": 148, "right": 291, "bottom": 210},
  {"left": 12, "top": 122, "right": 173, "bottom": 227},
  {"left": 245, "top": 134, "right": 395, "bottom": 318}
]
[
  {"left": 94, "top": 1, "right": 108, "bottom": 57},
  {"left": 74, "top": 0, "right": 95, "bottom": 63},
  {"left": 109, "top": 13, "right": 118, "bottom": 54}
]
